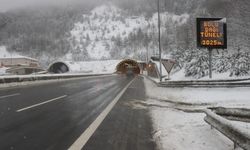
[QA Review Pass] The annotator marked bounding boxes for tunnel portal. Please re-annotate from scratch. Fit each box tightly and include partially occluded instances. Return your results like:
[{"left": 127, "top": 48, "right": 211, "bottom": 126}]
[
  {"left": 48, "top": 62, "right": 69, "bottom": 74},
  {"left": 116, "top": 59, "right": 140, "bottom": 75}
]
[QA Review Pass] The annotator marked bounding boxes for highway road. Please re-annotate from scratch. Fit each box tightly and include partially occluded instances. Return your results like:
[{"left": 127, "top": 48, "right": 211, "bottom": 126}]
[{"left": 0, "top": 75, "right": 155, "bottom": 150}]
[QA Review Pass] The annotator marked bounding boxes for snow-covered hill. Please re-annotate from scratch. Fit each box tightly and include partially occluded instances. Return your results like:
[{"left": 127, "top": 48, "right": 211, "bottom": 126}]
[
  {"left": 0, "top": 46, "right": 23, "bottom": 58},
  {"left": 68, "top": 4, "right": 189, "bottom": 60}
]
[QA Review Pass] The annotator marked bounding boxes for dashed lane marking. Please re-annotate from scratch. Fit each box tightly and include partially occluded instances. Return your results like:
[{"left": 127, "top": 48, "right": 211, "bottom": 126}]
[
  {"left": 16, "top": 95, "right": 67, "bottom": 112},
  {"left": 0, "top": 93, "right": 20, "bottom": 99}
]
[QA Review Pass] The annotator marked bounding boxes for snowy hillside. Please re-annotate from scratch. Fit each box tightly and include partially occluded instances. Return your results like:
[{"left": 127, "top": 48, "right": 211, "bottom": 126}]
[
  {"left": 62, "top": 60, "right": 121, "bottom": 74},
  {"left": 68, "top": 4, "right": 189, "bottom": 60},
  {"left": 0, "top": 46, "right": 23, "bottom": 58}
]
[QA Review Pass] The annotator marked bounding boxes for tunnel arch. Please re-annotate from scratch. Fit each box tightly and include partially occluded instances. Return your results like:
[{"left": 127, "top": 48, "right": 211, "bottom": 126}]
[
  {"left": 116, "top": 59, "right": 140, "bottom": 75},
  {"left": 48, "top": 62, "right": 70, "bottom": 74}
]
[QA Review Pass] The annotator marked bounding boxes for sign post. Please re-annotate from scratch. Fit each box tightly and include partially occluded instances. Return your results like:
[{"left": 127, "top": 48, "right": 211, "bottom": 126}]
[
  {"left": 197, "top": 18, "right": 227, "bottom": 78},
  {"left": 208, "top": 48, "right": 212, "bottom": 78}
]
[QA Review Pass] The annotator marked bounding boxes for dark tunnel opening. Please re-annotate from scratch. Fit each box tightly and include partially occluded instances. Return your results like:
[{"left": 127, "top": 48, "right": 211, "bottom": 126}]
[{"left": 48, "top": 62, "right": 69, "bottom": 74}]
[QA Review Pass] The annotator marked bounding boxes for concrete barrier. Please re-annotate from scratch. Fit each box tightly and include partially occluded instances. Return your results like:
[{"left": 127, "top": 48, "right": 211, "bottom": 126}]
[{"left": 0, "top": 73, "right": 113, "bottom": 84}]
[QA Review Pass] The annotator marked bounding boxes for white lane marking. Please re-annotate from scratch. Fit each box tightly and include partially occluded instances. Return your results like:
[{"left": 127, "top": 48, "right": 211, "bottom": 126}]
[
  {"left": 16, "top": 95, "right": 67, "bottom": 112},
  {"left": 68, "top": 79, "right": 135, "bottom": 150},
  {"left": 0, "top": 93, "right": 20, "bottom": 99}
]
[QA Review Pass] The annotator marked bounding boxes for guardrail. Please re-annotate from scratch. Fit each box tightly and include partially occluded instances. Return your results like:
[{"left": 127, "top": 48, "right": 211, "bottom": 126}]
[
  {"left": 143, "top": 74, "right": 250, "bottom": 88},
  {"left": 209, "top": 107, "right": 250, "bottom": 123},
  {"left": 0, "top": 73, "right": 114, "bottom": 84},
  {"left": 158, "top": 81, "right": 250, "bottom": 88},
  {"left": 203, "top": 109, "right": 250, "bottom": 150}
]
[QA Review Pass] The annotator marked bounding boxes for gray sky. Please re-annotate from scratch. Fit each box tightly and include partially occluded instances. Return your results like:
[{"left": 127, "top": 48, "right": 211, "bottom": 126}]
[{"left": 0, "top": 0, "right": 84, "bottom": 12}]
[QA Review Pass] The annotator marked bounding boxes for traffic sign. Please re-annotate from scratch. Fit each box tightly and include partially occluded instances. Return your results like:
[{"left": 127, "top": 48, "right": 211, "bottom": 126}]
[
  {"left": 162, "top": 59, "right": 175, "bottom": 74},
  {"left": 197, "top": 18, "right": 227, "bottom": 49}
]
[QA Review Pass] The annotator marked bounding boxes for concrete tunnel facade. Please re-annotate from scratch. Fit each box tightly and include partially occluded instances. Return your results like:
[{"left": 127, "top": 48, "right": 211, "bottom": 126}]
[
  {"left": 116, "top": 59, "right": 141, "bottom": 75},
  {"left": 48, "top": 59, "right": 141, "bottom": 74}
]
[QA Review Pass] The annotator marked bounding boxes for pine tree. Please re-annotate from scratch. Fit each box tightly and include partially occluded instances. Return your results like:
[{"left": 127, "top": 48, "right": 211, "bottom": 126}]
[
  {"left": 229, "top": 48, "right": 250, "bottom": 76},
  {"left": 184, "top": 49, "right": 209, "bottom": 79},
  {"left": 214, "top": 50, "right": 230, "bottom": 73}
]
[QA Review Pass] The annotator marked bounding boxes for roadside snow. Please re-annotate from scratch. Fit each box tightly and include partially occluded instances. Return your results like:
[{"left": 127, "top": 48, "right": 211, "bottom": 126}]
[
  {"left": 144, "top": 76, "right": 250, "bottom": 106},
  {"left": 170, "top": 68, "right": 250, "bottom": 81},
  {"left": 151, "top": 108, "right": 233, "bottom": 150},
  {"left": 144, "top": 77, "right": 250, "bottom": 150}
]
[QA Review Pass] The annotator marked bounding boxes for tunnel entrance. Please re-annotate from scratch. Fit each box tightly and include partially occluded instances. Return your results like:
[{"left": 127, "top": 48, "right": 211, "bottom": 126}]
[
  {"left": 48, "top": 62, "right": 69, "bottom": 74},
  {"left": 116, "top": 59, "right": 140, "bottom": 75}
]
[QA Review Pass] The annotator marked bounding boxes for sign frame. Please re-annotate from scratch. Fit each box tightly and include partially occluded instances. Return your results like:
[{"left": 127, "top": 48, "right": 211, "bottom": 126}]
[{"left": 197, "top": 18, "right": 227, "bottom": 49}]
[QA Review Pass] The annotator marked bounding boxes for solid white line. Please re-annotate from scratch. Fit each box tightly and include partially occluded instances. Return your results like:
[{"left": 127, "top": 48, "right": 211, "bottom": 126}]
[
  {"left": 68, "top": 79, "right": 135, "bottom": 150},
  {"left": 16, "top": 95, "right": 67, "bottom": 112},
  {"left": 0, "top": 93, "right": 20, "bottom": 99}
]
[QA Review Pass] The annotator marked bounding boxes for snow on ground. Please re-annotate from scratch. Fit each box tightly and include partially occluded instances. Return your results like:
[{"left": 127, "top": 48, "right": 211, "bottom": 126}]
[
  {"left": 151, "top": 108, "right": 233, "bottom": 150},
  {"left": 144, "top": 77, "right": 250, "bottom": 106},
  {"left": 169, "top": 68, "right": 250, "bottom": 81},
  {"left": 143, "top": 77, "right": 250, "bottom": 150},
  {"left": 64, "top": 60, "right": 121, "bottom": 74}
]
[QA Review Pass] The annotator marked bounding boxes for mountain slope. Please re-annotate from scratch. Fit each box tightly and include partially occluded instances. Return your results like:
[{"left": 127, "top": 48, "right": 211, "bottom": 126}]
[{"left": 68, "top": 4, "right": 189, "bottom": 61}]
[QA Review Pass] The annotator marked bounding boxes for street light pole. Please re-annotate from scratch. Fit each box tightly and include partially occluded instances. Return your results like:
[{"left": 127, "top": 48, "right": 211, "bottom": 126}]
[{"left": 157, "top": 0, "right": 162, "bottom": 82}]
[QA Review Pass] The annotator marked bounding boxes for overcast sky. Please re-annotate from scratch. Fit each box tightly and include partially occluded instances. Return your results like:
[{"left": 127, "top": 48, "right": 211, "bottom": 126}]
[{"left": 0, "top": 0, "right": 86, "bottom": 12}]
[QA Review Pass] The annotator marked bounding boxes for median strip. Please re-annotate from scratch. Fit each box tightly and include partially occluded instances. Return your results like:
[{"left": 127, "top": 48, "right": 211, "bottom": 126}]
[
  {"left": 0, "top": 93, "right": 20, "bottom": 99},
  {"left": 68, "top": 78, "right": 135, "bottom": 150},
  {"left": 16, "top": 95, "right": 67, "bottom": 112}
]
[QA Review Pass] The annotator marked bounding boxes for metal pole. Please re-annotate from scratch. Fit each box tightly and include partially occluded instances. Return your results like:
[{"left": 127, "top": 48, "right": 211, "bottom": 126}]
[
  {"left": 157, "top": 0, "right": 162, "bottom": 82},
  {"left": 208, "top": 48, "right": 212, "bottom": 79}
]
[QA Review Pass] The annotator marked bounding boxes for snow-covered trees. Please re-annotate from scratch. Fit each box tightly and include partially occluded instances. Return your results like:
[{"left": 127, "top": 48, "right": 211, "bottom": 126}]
[
  {"left": 229, "top": 49, "right": 250, "bottom": 77},
  {"left": 172, "top": 48, "right": 250, "bottom": 79},
  {"left": 184, "top": 49, "right": 209, "bottom": 78}
]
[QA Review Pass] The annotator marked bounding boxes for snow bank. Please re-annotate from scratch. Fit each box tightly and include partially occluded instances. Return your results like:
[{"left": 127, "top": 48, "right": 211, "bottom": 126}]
[
  {"left": 151, "top": 108, "right": 232, "bottom": 150},
  {"left": 144, "top": 76, "right": 250, "bottom": 106},
  {"left": 144, "top": 74, "right": 250, "bottom": 149}
]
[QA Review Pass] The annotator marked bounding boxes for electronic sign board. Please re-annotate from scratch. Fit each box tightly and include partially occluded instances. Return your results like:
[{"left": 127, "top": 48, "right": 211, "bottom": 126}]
[{"left": 197, "top": 18, "right": 227, "bottom": 49}]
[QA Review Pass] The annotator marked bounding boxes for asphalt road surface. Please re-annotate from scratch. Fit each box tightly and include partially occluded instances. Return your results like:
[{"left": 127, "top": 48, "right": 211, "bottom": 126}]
[{"left": 0, "top": 75, "right": 155, "bottom": 150}]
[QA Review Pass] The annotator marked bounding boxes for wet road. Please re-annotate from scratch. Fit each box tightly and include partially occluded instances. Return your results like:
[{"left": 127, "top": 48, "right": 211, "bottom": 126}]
[{"left": 0, "top": 75, "right": 155, "bottom": 150}]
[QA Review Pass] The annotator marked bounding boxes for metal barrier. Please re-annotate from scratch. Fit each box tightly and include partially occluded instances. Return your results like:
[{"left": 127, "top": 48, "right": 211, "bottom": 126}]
[
  {"left": 157, "top": 79, "right": 250, "bottom": 88},
  {"left": 203, "top": 109, "right": 250, "bottom": 150}
]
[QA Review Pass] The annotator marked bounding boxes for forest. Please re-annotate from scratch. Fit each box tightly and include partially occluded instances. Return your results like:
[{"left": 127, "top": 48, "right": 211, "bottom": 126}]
[{"left": 0, "top": 0, "right": 250, "bottom": 77}]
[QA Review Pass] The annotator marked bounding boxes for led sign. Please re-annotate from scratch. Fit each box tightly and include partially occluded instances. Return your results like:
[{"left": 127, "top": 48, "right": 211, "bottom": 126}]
[{"left": 197, "top": 18, "right": 227, "bottom": 49}]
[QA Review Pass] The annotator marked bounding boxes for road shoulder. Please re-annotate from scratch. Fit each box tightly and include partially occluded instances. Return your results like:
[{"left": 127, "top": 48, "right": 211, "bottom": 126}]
[{"left": 83, "top": 76, "right": 156, "bottom": 150}]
